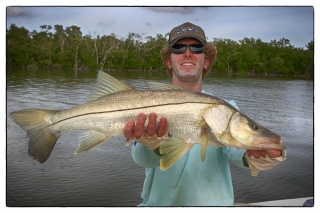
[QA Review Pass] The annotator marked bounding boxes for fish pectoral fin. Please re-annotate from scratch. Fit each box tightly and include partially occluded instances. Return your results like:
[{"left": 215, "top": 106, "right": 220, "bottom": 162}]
[
  {"left": 86, "top": 71, "right": 132, "bottom": 102},
  {"left": 75, "top": 131, "right": 112, "bottom": 154},
  {"left": 201, "top": 129, "right": 209, "bottom": 162},
  {"left": 159, "top": 137, "right": 193, "bottom": 171}
]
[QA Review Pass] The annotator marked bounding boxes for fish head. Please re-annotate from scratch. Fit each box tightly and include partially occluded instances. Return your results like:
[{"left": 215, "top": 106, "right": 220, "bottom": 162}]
[
  {"left": 203, "top": 104, "right": 285, "bottom": 151},
  {"left": 229, "top": 112, "right": 285, "bottom": 150}
]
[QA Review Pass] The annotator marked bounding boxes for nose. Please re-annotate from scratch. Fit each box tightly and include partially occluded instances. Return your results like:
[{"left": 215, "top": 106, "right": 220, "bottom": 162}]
[{"left": 183, "top": 46, "right": 192, "bottom": 57}]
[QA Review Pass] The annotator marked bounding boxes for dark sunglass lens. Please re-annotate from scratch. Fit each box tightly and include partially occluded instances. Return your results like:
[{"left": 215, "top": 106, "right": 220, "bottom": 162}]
[
  {"left": 171, "top": 44, "right": 204, "bottom": 54},
  {"left": 172, "top": 44, "right": 186, "bottom": 54},
  {"left": 190, "top": 44, "right": 204, "bottom": 53}
]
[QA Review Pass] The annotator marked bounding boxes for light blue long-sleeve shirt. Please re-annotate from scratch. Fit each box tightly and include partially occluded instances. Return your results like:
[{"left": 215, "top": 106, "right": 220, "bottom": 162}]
[{"left": 131, "top": 93, "right": 248, "bottom": 206}]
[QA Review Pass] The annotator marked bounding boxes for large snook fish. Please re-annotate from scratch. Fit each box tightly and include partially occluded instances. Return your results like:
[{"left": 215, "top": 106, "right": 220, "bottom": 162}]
[{"left": 10, "top": 71, "right": 285, "bottom": 171}]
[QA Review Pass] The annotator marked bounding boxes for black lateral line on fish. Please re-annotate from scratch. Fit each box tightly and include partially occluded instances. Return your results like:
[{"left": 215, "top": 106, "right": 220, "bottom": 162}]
[{"left": 48, "top": 101, "right": 215, "bottom": 128}]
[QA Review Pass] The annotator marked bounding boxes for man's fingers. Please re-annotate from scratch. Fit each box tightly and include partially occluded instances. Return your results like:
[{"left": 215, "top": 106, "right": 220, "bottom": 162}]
[
  {"left": 147, "top": 112, "right": 157, "bottom": 137},
  {"left": 247, "top": 150, "right": 282, "bottom": 159},
  {"left": 247, "top": 150, "right": 261, "bottom": 159},
  {"left": 259, "top": 150, "right": 267, "bottom": 158},
  {"left": 147, "top": 113, "right": 168, "bottom": 137},
  {"left": 124, "top": 113, "right": 168, "bottom": 139},
  {"left": 135, "top": 113, "right": 146, "bottom": 138},
  {"left": 157, "top": 116, "right": 168, "bottom": 137},
  {"left": 266, "top": 150, "right": 282, "bottom": 158},
  {"left": 124, "top": 119, "right": 135, "bottom": 139}
]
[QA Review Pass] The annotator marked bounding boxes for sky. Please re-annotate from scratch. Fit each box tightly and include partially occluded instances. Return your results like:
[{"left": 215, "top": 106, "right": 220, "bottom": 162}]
[{"left": 5, "top": 5, "right": 314, "bottom": 49}]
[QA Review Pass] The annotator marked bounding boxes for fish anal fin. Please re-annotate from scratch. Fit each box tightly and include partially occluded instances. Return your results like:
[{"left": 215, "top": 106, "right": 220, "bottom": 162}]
[
  {"left": 159, "top": 137, "right": 193, "bottom": 171},
  {"left": 86, "top": 71, "right": 132, "bottom": 102},
  {"left": 75, "top": 131, "right": 112, "bottom": 154}
]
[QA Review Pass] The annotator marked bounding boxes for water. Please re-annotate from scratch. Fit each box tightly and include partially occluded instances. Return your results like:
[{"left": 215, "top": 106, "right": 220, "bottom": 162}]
[{"left": 6, "top": 68, "right": 314, "bottom": 206}]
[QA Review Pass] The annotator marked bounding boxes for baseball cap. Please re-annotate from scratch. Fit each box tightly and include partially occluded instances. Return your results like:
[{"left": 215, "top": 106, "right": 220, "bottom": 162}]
[{"left": 168, "top": 22, "right": 206, "bottom": 47}]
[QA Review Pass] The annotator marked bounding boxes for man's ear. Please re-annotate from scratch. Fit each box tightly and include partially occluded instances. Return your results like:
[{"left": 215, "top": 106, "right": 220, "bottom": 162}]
[
  {"left": 204, "top": 58, "right": 210, "bottom": 69},
  {"left": 166, "top": 58, "right": 172, "bottom": 69}
]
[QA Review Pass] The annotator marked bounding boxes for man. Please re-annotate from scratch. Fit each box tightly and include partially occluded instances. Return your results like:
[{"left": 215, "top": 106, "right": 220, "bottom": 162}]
[{"left": 123, "top": 22, "right": 285, "bottom": 206}]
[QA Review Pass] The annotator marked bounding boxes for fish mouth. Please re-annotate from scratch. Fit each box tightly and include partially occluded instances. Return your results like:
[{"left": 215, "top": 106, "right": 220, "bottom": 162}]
[
  {"left": 252, "top": 136, "right": 286, "bottom": 150},
  {"left": 255, "top": 143, "right": 286, "bottom": 151}
]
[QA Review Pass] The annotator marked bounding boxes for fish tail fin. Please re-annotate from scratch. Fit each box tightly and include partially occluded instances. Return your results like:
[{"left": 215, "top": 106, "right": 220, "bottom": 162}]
[
  {"left": 159, "top": 137, "right": 193, "bottom": 171},
  {"left": 10, "top": 109, "right": 59, "bottom": 163}
]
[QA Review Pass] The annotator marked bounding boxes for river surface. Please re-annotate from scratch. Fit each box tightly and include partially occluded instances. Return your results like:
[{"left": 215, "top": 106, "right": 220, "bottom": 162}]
[{"left": 6, "top": 68, "right": 314, "bottom": 206}]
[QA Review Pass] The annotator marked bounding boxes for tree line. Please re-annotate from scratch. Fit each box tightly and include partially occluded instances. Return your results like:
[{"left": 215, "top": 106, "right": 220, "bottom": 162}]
[{"left": 6, "top": 24, "right": 314, "bottom": 77}]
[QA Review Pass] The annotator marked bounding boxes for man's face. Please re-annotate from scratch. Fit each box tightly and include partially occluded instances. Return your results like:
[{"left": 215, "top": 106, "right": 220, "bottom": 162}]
[{"left": 166, "top": 38, "right": 209, "bottom": 82}]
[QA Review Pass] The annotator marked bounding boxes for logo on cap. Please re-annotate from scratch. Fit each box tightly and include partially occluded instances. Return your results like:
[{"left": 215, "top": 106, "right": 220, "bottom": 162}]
[{"left": 176, "top": 26, "right": 200, "bottom": 34}]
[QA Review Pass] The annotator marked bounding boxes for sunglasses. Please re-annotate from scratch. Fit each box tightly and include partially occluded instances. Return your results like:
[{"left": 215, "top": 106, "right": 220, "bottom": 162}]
[{"left": 171, "top": 44, "right": 205, "bottom": 54}]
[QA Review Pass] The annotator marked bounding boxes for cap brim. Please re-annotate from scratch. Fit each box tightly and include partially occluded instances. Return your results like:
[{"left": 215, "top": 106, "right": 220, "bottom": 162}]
[{"left": 169, "top": 36, "right": 206, "bottom": 47}]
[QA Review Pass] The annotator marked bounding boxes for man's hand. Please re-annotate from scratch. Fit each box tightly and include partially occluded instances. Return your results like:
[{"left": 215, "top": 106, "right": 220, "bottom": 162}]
[
  {"left": 123, "top": 112, "right": 168, "bottom": 150},
  {"left": 245, "top": 149, "right": 286, "bottom": 176}
]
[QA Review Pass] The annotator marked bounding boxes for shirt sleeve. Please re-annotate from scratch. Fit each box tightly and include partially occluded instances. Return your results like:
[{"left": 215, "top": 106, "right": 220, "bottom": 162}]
[
  {"left": 225, "top": 99, "right": 240, "bottom": 110},
  {"left": 222, "top": 147, "right": 248, "bottom": 168},
  {"left": 131, "top": 141, "right": 162, "bottom": 168}
]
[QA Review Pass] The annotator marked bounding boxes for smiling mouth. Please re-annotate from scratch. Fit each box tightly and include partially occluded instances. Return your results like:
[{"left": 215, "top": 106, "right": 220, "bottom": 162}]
[{"left": 181, "top": 63, "right": 195, "bottom": 66}]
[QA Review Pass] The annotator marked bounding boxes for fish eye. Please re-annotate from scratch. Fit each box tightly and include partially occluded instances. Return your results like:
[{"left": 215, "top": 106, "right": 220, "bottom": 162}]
[{"left": 253, "top": 124, "right": 259, "bottom": 131}]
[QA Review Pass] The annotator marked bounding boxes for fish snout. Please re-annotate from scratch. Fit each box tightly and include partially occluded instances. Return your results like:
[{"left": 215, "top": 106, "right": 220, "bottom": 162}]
[
  {"left": 253, "top": 134, "right": 285, "bottom": 150},
  {"left": 273, "top": 135, "right": 282, "bottom": 144}
]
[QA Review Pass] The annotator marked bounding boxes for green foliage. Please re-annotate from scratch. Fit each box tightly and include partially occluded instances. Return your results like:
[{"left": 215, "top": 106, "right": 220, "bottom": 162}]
[{"left": 6, "top": 24, "right": 313, "bottom": 77}]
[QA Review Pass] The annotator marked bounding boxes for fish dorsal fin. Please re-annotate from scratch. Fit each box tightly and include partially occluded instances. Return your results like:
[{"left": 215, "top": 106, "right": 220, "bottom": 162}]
[
  {"left": 86, "top": 71, "right": 132, "bottom": 102},
  {"left": 147, "top": 82, "right": 184, "bottom": 90}
]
